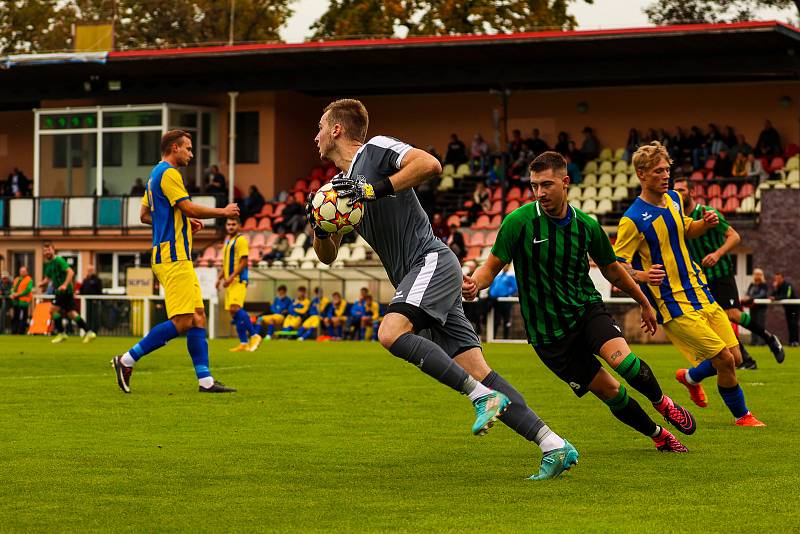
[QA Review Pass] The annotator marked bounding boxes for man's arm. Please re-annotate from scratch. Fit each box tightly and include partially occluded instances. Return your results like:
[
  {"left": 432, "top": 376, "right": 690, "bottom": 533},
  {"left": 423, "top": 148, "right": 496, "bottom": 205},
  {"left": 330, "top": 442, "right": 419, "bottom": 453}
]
[
  {"left": 387, "top": 148, "right": 442, "bottom": 193},
  {"left": 140, "top": 204, "right": 152, "bottom": 225},
  {"left": 176, "top": 199, "right": 239, "bottom": 220},
  {"left": 463, "top": 254, "right": 507, "bottom": 300},
  {"left": 225, "top": 256, "right": 248, "bottom": 286},
  {"left": 61, "top": 267, "right": 75, "bottom": 292},
  {"left": 685, "top": 208, "right": 719, "bottom": 239},
  {"left": 313, "top": 233, "right": 343, "bottom": 265},
  {"left": 702, "top": 226, "right": 740, "bottom": 268},
  {"left": 599, "top": 262, "right": 657, "bottom": 334}
]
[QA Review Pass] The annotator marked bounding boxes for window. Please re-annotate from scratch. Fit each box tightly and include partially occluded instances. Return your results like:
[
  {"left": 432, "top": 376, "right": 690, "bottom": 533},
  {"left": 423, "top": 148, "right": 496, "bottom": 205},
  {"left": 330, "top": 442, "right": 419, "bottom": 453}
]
[
  {"left": 53, "top": 135, "right": 84, "bottom": 168},
  {"left": 235, "top": 111, "right": 259, "bottom": 164},
  {"left": 96, "top": 252, "right": 147, "bottom": 292},
  {"left": 11, "top": 251, "right": 35, "bottom": 276},
  {"left": 138, "top": 131, "right": 161, "bottom": 166},
  {"left": 103, "top": 133, "right": 122, "bottom": 167}
]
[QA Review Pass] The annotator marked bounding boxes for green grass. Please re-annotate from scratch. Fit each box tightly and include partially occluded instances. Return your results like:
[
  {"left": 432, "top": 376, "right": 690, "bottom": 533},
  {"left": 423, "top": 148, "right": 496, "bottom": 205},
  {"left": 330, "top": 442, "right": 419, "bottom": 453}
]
[{"left": 1, "top": 336, "right": 798, "bottom": 533}]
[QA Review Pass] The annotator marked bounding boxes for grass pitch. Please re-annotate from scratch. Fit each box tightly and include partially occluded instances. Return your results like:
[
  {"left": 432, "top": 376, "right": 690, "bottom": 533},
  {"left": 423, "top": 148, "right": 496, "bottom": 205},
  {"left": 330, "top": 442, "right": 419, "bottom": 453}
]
[{"left": 1, "top": 336, "right": 798, "bottom": 532}]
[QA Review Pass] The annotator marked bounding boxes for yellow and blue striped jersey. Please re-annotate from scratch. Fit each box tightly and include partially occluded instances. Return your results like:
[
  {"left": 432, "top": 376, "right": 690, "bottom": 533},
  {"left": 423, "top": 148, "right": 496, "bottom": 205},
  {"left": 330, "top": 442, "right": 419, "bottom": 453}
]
[
  {"left": 614, "top": 190, "right": 714, "bottom": 324},
  {"left": 289, "top": 297, "right": 311, "bottom": 317},
  {"left": 222, "top": 233, "right": 249, "bottom": 284},
  {"left": 142, "top": 162, "right": 192, "bottom": 265}
]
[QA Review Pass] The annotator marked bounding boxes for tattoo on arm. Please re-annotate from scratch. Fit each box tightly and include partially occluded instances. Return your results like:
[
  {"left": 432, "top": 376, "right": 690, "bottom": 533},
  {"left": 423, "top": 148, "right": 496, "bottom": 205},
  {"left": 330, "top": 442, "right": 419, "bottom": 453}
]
[{"left": 610, "top": 350, "right": 624, "bottom": 362}]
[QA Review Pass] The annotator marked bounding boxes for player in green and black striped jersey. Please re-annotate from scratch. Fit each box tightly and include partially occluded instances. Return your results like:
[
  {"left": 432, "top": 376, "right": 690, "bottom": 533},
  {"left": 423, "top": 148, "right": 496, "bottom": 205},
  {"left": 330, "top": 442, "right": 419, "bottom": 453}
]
[
  {"left": 464, "top": 152, "right": 696, "bottom": 453},
  {"left": 673, "top": 177, "right": 784, "bottom": 366}
]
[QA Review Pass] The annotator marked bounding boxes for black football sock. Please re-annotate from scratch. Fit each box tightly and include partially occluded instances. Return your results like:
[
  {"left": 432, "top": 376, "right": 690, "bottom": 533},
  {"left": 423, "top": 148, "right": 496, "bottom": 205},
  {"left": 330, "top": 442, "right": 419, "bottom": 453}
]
[
  {"left": 604, "top": 384, "right": 659, "bottom": 437},
  {"left": 73, "top": 314, "right": 89, "bottom": 331},
  {"left": 616, "top": 353, "right": 663, "bottom": 404},
  {"left": 389, "top": 332, "right": 476, "bottom": 394},
  {"left": 481, "top": 370, "right": 546, "bottom": 442}
]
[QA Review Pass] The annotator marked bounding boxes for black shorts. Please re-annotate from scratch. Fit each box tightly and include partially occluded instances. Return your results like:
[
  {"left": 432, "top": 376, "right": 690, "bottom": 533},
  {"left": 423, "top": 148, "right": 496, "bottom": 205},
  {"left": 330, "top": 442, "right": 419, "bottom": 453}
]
[
  {"left": 54, "top": 291, "right": 78, "bottom": 312},
  {"left": 533, "top": 303, "right": 624, "bottom": 398},
  {"left": 708, "top": 275, "right": 740, "bottom": 310}
]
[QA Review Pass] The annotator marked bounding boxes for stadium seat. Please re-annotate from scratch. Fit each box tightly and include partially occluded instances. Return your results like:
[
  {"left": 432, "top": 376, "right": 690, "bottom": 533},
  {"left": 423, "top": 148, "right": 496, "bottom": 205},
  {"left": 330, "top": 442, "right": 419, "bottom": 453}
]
[
  {"left": 308, "top": 179, "right": 322, "bottom": 191},
  {"left": 466, "top": 246, "right": 482, "bottom": 261},
  {"left": 480, "top": 246, "right": 492, "bottom": 260},
  {"left": 612, "top": 186, "right": 628, "bottom": 201},
  {"left": 488, "top": 215, "right": 502, "bottom": 229},
  {"left": 581, "top": 199, "right": 597, "bottom": 214},
  {"left": 446, "top": 214, "right": 461, "bottom": 227},
  {"left": 255, "top": 204, "right": 273, "bottom": 219},
  {"left": 201, "top": 247, "right": 216, "bottom": 263},
  {"left": 628, "top": 174, "right": 639, "bottom": 188},
  {"left": 595, "top": 199, "right": 613, "bottom": 215},
  {"left": 485, "top": 200, "right": 502, "bottom": 216},
  {"left": 336, "top": 246, "right": 351, "bottom": 261},
  {"left": 597, "top": 186, "right": 613, "bottom": 200},
  {"left": 773, "top": 182, "right": 788, "bottom": 190},
  {"left": 737, "top": 196, "right": 755, "bottom": 213},
  {"left": 768, "top": 156, "right": 785, "bottom": 172},
  {"left": 470, "top": 232, "right": 486, "bottom": 247},
  {"left": 613, "top": 148, "right": 626, "bottom": 162},
  {"left": 598, "top": 161, "right": 613, "bottom": 174},
  {"left": 613, "top": 173, "right": 628, "bottom": 187},
  {"left": 755, "top": 200, "right": 762, "bottom": 213},
  {"left": 272, "top": 203, "right": 286, "bottom": 218},
  {"left": 292, "top": 179, "right": 308, "bottom": 192},
  {"left": 787, "top": 170, "right": 800, "bottom": 185},
  {"left": 689, "top": 171, "right": 705, "bottom": 183},
  {"left": 722, "top": 197, "right": 739, "bottom": 213},
  {"left": 599, "top": 148, "right": 613, "bottom": 161},
  {"left": 706, "top": 184, "right": 721, "bottom": 198},
  {"left": 709, "top": 196, "right": 723, "bottom": 211},
  {"left": 490, "top": 187, "right": 502, "bottom": 201},
  {"left": 485, "top": 230, "right": 498, "bottom": 245},
  {"left": 294, "top": 233, "right": 307, "bottom": 249},
  {"left": 251, "top": 233, "right": 266, "bottom": 248},
  {"left": 569, "top": 198, "right": 582, "bottom": 210},
  {"left": 568, "top": 185, "right": 582, "bottom": 200},
  {"left": 472, "top": 214, "right": 490, "bottom": 230},
  {"left": 582, "top": 186, "right": 598, "bottom": 200},
  {"left": 507, "top": 187, "right": 522, "bottom": 201},
  {"left": 257, "top": 217, "right": 272, "bottom": 231},
  {"left": 737, "top": 183, "right": 754, "bottom": 199},
  {"left": 721, "top": 183, "right": 738, "bottom": 199},
  {"left": 505, "top": 200, "right": 520, "bottom": 214},
  {"left": 286, "top": 247, "right": 305, "bottom": 262},
  {"left": 695, "top": 196, "right": 706, "bottom": 206},
  {"left": 242, "top": 217, "right": 257, "bottom": 231},
  {"left": 285, "top": 234, "right": 296, "bottom": 246},
  {"left": 692, "top": 184, "right": 705, "bottom": 198},
  {"left": 583, "top": 161, "right": 598, "bottom": 175},
  {"left": 582, "top": 174, "right": 598, "bottom": 187},
  {"left": 704, "top": 158, "right": 716, "bottom": 171},
  {"left": 309, "top": 167, "right": 324, "bottom": 181},
  {"left": 455, "top": 164, "right": 470, "bottom": 178},
  {"left": 597, "top": 173, "right": 613, "bottom": 187},
  {"left": 441, "top": 164, "right": 455, "bottom": 177},
  {"left": 438, "top": 176, "right": 454, "bottom": 191},
  {"left": 523, "top": 187, "right": 533, "bottom": 200}
]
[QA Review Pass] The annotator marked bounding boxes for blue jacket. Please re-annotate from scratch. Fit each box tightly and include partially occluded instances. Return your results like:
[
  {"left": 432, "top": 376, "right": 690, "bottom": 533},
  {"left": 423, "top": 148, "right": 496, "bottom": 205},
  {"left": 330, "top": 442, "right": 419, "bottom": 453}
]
[{"left": 489, "top": 272, "right": 518, "bottom": 298}]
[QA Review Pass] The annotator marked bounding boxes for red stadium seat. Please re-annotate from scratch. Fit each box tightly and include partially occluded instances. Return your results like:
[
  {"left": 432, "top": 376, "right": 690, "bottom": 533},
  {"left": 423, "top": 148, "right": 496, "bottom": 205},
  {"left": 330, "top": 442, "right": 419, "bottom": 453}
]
[
  {"left": 523, "top": 187, "right": 533, "bottom": 200},
  {"left": 292, "top": 179, "right": 308, "bottom": 192},
  {"left": 738, "top": 183, "right": 754, "bottom": 199},
  {"left": 769, "top": 156, "right": 785, "bottom": 172},
  {"left": 695, "top": 197, "right": 706, "bottom": 206},
  {"left": 485, "top": 231, "right": 498, "bottom": 245},
  {"left": 265, "top": 234, "right": 279, "bottom": 247},
  {"left": 310, "top": 167, "right": 324, "bottom": 181},
  {"left": 692, "top": 184, "right": 705, "bottom": 198},
  {"left": 446, "top": 214, "right": 461, "bottom": 227},
  {"left": 709, "top": 196, "right": 724, "bottom": 211},
  {"left": 721, "top": 183, "right": 738, "bottom": 199},
  {"left": 308, "top": 179, "right": 322, "bottom": 192},
  {"left": 706, "top": 184, "right": 721, "bottom": 198},
  {"left": 722, "top": 197, "right": 740, "bottom": 213},
  {"left": 504, "top": 200, "right": 520, "bottom": 214},
  {"left": 704, "top": 158, "right": 716, "bottom": 170},
  {"left": 257, "top": 217, "right": 272, "bottom": 231},
  {"left": 470, "top": 232, "right": 485, "bottom": 247},
  {"left": 690, "top": 171, "right": 705, "bottom": 182},
  {"left": 485, "top": 200, "right": 502, "bottom": 216},
  {"left": 489, "top": 215, "right": 502, "bottom": 229},
  {"left": 293, "top": 191, "right": 305, "bottom": 204},
  {"left": 491, "top": 187, "right": 502, "bottom": 201},
  {"left": 785, "top": 143, "right": 799, "bottom": 158},
  {"left": 242, "top": 217, "right": 257, "bottom": 231},
  {"left": 255, "top": 204, "right": 273, "bottom": 219},
  {"left": 325, "top": 166, "right": 338, "bottom": 179},
  {"left": 466, "top": 246, "right": 481, "bottom": 261},
  {"left": 272, "top": 203, "right": 286, "bottom": 217},
  {"left": 506, "top": 187, "right": 522, "bottom": 201},
  {"left": 201, "top": 247, "right": 216, "bottom": 262},
  {"left": 472, "top": 214, "right": 490, "bottom": 230},
  {"left": 251, "top": 233, "right": 266, "bottom": 248}
]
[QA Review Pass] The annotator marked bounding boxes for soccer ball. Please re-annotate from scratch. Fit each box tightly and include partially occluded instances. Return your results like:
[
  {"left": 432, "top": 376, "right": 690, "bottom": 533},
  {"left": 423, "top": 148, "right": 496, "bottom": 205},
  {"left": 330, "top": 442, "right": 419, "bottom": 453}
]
[{"left": 310, "top": 182, "right": 363, "bottom": 235}]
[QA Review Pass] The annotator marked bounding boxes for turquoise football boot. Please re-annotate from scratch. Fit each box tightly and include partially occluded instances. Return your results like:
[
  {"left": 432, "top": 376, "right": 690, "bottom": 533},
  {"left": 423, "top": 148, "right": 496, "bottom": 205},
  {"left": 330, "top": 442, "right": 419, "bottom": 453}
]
[
  {"left": 471, "top": 391, "right": 511, "bottom": 436},
  {"left": 528, "top": 441, "right": 579, "bottom": 480}
]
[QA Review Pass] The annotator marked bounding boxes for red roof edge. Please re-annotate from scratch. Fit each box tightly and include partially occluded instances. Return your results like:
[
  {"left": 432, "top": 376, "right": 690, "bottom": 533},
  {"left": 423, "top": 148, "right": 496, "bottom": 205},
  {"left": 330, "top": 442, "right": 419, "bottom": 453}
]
[{"left": 109, "top": 20, "right": 798, "bottom": 60}]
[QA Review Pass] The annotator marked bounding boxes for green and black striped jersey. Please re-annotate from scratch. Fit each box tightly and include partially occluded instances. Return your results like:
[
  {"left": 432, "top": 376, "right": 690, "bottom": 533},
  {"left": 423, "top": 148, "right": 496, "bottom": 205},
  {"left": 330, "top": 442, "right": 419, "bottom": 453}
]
[
  {"left": 491, "top": 201, "right": 617, "bottom": 345},
  {"left": 686, "top": 204, "right": 733, "bottom": 281}
]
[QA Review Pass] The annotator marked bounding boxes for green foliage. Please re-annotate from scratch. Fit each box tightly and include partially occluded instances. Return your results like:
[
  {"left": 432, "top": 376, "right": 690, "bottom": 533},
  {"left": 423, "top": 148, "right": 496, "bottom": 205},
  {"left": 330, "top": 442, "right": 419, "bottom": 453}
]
[
  {"left": 645, "top": 0, "right": 799, "bottom": 26},
  {"left": 1, "top": 336, "right": 799, "bottom": 531}
]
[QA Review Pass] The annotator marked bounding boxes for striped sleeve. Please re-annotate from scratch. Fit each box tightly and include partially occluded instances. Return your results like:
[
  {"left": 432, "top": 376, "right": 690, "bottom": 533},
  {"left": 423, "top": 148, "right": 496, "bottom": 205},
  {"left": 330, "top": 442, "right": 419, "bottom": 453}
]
[
  {"left": 614, "top": 216, "right": 641, "bottom": 264},
  {"left": 161, "top": 168, "right": 190, "bottom": 206}
]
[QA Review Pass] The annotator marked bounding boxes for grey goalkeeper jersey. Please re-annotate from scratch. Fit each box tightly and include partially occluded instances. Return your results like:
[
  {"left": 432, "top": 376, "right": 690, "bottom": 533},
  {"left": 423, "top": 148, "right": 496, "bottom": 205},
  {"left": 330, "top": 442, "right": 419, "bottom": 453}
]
[{"left": 342, "top": 135, "right": 449, "bottom": 287}]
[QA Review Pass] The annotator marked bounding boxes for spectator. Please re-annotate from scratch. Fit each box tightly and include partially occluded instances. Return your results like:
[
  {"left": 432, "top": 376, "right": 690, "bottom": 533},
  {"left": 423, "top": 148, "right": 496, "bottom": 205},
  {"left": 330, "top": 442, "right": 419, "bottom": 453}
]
[
  {"left": 130, "top": 178, "right": 146, "bottom": 196},
  {"left": 445, "top": 222, "right": 466, "bottom": 262},
  {"left": 770, "top": 272, "right": 799, "bottom": 346},
  {"left": 0, "top": 271, "right": 11, "bottom": 296},
  {"left": 262, "top": 232, "right": 289, "bottom": 265},
  {"left": 579, "top": 127, "right": 599, "bottom": 162},
  {"left": 277, "top": 194, "right": 306, "bottom": 234},
  {"left": 566, "top": 152, "right": 582, "bottom": 185},
  {"left": 689, "top": 125, "right": 707, "bottom": 169},
  {"left": 756, "top": 119, "right": 782, "bottom": 158},
  {"left": 525, "top": 128, "right": 550, "bottom": 156},
  {"left": 9, "top": 266, "right": 33, "bottom": 335},
  {"left": 741, "top": 268, "right": 769, "bottom": 346},
  {"left": 554, "top": 131, "right": 570, "bottom": 155},
  {"left": 488, "top": 264, "right": 518, "bottom": 339},
  {"left": 731, "top": 134, "right": 752, "bottom": 157},
  {"left": 745, "top": 153, "right": 768, "bottom": 181},
  {"left": 80, "top": 265, "right": 104, "bottom": 333},
  {"left": 625, "top": 128, "right": 642, "bottom": 159},
  {"left": 470, "top": 182, "right": 492, "bottom": 222},
  {"left": 469, "top": 134, "right": 490, "bottom": 174},
  {"left": 712, "top": 147, "right": 733, "bottom": 178},
  {"left": 4, "top": 167, "right": 30, "bottom": 197},
  {"left": 568, "top": 141, "right": 583, "bottom": 169},
  {"left": 431, "top": 213, "right": 449, "bottom": 240},
  {"left": 732, "top": 152, "right": 748, "bottom": 177},
  {"left": 206, "top": 165, "right": 226, "bottom": 207},
  {"left": 510, "top": 145, "right": 534, "bottom": 178},
  {"left": 723, "top": 126, "right": 737, "bottom": 150},
  {"left": 426, "top": 145, "right": 443, "bottom": 164},
  {"left": 487, "top": 156, "right": 506, "bottom": 186},
  {"left": 707, "top": 123, "right": 723, "bottom": 155},
  {"left": 242, "top": 185, "right": 266, "bottom": 220},
  {"left": 508, "top": 129, "right": 524, "bottom": 160},
  {"left": 444, "top": 134, "right": 468, "bottom": 167},
  {"left": 302, "top": 224, "right": 315, "bottom": 252}
]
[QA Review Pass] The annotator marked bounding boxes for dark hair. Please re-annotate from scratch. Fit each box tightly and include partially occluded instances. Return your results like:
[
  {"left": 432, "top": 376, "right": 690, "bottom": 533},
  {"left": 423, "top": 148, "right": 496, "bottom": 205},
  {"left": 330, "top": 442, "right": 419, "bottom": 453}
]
[
  {"left": 297, "top": 286, "right": 307, "bottom": 292},
  {"left": 323, "top": 99, "right": 369, "bottom": 143},
  {"left": 277, "top": 285, "right": 287, "bottom": 292},
  {"left": 161, "top": 129, "right": 192, "bottom": 155},
  {"left": 42, "top": 240, "right": 54, "bottom": 249},
  {"left": 672, "top": 175, "right": 689, "bottom": 186},
  {"left": 529, "top": 151, "right": 567, "bottom": 175},
  {"left": 226, "top": 216, "right": 241, "bottom": 223}
]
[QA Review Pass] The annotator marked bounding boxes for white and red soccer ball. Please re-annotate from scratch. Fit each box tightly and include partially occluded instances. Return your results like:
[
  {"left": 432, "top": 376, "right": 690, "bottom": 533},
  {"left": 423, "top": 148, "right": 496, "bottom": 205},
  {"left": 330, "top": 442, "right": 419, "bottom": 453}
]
[{"left": 311, "top": 182, "right": 363, "bottom": 235}]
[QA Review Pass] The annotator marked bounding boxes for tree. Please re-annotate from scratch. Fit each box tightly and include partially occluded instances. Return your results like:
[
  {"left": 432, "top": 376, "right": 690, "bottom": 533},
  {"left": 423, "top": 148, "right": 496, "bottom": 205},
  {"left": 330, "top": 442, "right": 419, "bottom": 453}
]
[
  {"left": 309, "top": 0, "right": 594, "bottom": 41},
  {"left": 644, "top": 0, "right": 800, "bottom": 26},
  {"left": 0, "top": 0, "right": 294, "bottom": 54}
]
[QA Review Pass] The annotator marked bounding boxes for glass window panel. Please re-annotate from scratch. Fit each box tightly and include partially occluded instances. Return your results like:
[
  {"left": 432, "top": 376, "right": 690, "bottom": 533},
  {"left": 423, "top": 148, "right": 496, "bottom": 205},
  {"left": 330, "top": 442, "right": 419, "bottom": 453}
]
[
  {"left": 40, "top": 113, "right": 96, "bottom": 130},
  {"left": 40, "top": 134, "right": 97, "bottom": 196},
  {"left": 235, "top": 111, "right": 259, "bottom": 164},
  {"left": 117, "top": 254, "right": 137, "bottom": 287},
  {"left": 103, "top": 132, "right": 155, "bottom": 196},
  {"left": 97, "top": 253, "right": 113, "bottom": 289},
  {"left": 102, "top": 110, "right": 161, "bottom": 128},
  {"left": 137, "top": 131, "right": 161, "bottom": 166},
  {"left": 103, "top": 133, "right": 122, "bottom": 167},
  {"left": 170, "top": 110, "right": 197, "bottom": 128}
]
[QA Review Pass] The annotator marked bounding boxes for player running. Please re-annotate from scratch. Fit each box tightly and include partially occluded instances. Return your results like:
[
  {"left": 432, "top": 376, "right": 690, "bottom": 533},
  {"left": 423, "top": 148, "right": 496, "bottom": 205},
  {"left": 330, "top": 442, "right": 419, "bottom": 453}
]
[
  {"left": 111, "top": 129, "right": 239, "bottom": 393},
  {"left": 309, "top": 98, "right": 577, "bottom": 480},
  {"left": 40, "top": 242, "right": 96, "bottom": 344},
  {"left": 673, "top": 176, "right": 784, "bottom": 369},
  {"left": 217, "top": 216, "right": 261, "bottom": 352},
  {"left": 615, "top": 142, "right": 764, "bottom": 426},
  {"left": 463, "top": 152, "right": 694, "bottom": 453}
]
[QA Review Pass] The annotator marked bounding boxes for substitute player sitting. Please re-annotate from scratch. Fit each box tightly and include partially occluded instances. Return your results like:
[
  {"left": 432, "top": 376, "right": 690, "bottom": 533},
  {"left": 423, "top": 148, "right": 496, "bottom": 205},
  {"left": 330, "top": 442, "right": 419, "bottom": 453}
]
[
  {"left": 615, "top": 141, "right": 764, "bottom": 426},
  {"left": 297, "top": 287, "right": 329, "bottom": 341},
  {"left": 280, "top": 286, "right": 311, "bottom": 337},
  {"left": 322, "top": 291, "right": 347, "bottom": 339},
  {"left": 217, "top": 216, "right": 261, "bottom": 352},
  {"left": 257, "top": 285, "right": 292, "bottom": 340},
  {"left": 464, "top": 152, "right": 694, "bottom": 452}
]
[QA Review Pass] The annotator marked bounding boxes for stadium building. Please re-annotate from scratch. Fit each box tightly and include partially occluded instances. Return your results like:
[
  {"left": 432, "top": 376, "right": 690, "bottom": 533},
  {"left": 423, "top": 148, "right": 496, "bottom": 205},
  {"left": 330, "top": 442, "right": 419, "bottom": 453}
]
[{"left": 1, "top": 21, "right": 799, "bottom": 338}]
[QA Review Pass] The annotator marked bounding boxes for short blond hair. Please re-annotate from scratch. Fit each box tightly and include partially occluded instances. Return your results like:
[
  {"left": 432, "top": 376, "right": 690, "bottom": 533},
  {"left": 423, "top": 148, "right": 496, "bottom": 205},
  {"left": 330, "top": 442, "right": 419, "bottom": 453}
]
[{"left": 632, "top": 141, "right": 672, "bottom": 174}]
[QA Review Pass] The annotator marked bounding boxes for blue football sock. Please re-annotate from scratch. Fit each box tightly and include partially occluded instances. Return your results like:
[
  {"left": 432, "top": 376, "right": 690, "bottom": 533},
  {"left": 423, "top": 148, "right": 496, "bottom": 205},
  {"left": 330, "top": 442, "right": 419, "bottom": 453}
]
[
  {"left": 128, "top": 320, "right": 179, "bottom": 361},
  {"left": 688, "top": 359, "right": 717, "bottom": 383},
  {"left": 247, "top": 317, "right": 257, "bottom": 337},
  {"left": 233, "top": 309, "right": 250, "bottom": 343},
  {"left": 297, "top": 327, "right": 306, "bottom": 338},
  {"left": 718, "top": 384, "right": 748, "bottom": 418},
  {"left": 327, "top": 324, "right": 334, "bottom": 336},
  {"left": 336, "top": 325, "right": 342, "bottom": 338},
  {"left": 302, "top": 328, "right": 315, "bottom": 340},
  {"left": 186, "top": 327, "right": 211, "bottom": 380},
  {"left": 359, "top": 327, "right": 365, "bottom": 340},
  {"left": 267, "top": 324, "right": 275, "bottom": 336}
]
